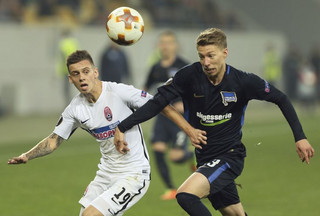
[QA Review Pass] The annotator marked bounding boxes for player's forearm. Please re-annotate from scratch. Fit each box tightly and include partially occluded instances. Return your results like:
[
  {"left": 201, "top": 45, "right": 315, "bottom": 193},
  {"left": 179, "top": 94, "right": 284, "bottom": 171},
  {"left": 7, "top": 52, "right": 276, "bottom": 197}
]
[
  {"left": 161, "top": 105, "right": 193, "bottom": 136},
  {"left": 276, "top": 94, "right": 306, "bottom": 141},
  {"left": 118, "top": 95, "right": 168, "bottom": 132},
  {"left": 24, "top": 133, "right": 63, "bottom": 160}
]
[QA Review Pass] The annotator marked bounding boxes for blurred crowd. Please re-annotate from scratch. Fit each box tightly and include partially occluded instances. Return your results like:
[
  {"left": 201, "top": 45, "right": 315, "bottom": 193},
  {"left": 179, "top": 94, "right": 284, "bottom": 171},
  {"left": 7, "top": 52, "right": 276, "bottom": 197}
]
[
  {"left": 0, "top": 0, "right": 243, "bottom": 29},
  {"left": 282, "top": 44, "right": 320, "bottom": 112},
  {"left": 263, "top": 43, "right": 320, "bottom": 113}
]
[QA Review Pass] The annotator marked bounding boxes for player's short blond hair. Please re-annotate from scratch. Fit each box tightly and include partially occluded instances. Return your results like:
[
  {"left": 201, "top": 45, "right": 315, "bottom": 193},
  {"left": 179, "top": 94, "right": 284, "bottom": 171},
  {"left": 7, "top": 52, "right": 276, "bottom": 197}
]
[{"left": 196, "top": 28, "right": 227, "bottom": 49}]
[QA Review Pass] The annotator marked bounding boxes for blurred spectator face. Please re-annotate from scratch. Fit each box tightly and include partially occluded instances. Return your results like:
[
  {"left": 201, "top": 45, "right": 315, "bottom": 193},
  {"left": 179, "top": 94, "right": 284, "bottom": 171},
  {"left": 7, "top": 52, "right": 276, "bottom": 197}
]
[{"left": 158, "top": 34, "right": 178, "bottom": 59}]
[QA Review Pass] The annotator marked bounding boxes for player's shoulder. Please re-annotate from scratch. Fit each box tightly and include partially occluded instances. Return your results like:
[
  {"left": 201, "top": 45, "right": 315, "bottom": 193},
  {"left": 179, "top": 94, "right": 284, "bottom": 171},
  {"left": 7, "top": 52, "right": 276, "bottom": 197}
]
[
  {"left": 173, "top": 62, "right": 203, "bottom": 83},
  {"left": 104, "top": 81, "right": 127, "bottom": 90},
  {"left": 103, "top": 81, "right": 138, "bottom": 97},
  {"left": 68, "top": 92, "right": 85, "bottom": 106},
  {"left": 227, "top": 65, "right": 256, "bottom": 80},
  {"left": 176, "top": 62, "right": 202, "bottom": 75},
  {"left": 227, "top": 65, "right": 264, "bottom": 89}
]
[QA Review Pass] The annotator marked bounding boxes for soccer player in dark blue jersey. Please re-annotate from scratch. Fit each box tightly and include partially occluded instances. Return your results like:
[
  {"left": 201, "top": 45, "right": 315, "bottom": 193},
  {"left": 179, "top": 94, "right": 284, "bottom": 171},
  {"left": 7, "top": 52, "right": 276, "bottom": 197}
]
[{"left": 113, "top": 28, "right": 315, "bottom": 216}]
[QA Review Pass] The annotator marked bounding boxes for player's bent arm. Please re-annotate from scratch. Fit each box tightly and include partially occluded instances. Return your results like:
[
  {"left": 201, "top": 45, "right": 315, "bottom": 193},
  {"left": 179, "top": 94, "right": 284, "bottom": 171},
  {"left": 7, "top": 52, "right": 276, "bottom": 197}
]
[
  {"left": 8, "top": 133, "right": 64, "bottom": 164},
  {"left": 118, "top": 93, "right": 168, "bottom": 133},
  {"left": 271, "top": 93, "right": 315, "bottom": 164},
  {"left": 161, "top": 105, "right": 207, "bottom": 148}
]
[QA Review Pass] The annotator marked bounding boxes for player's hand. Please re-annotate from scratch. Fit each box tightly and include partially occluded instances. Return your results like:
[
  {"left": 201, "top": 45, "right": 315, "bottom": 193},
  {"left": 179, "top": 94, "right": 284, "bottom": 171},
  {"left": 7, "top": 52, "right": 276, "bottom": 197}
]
[
  {"left": 8, "top": 154, "right": 28, "bottom": 165},
  {"left": 296, "top": 139, "right": 314, "bottom": 164},
  {"left": 114, "top": 127, "right": 130, "bottom": 154},
  {"left": 187, "top": 128, "right": 207, "bottom": 149}
]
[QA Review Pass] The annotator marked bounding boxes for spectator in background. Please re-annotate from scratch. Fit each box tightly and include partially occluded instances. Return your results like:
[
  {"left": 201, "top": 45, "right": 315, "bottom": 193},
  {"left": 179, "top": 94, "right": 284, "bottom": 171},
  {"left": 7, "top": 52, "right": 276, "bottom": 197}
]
[
  {"left": 297, "top": 60, "right": 318, "bottom": 113},
  {"left": 37, "top": 0, "right": 57, "bottom": 17},
  {"left": 0, "top": 0, "right": 24, "bottom": 22},
  {"left": 144, "top": 31, "right": 194, "bottom": 200},
  {"left": 263, "top": 43, "right": 281, "bottom": 87},
  {"left": 310, "top": 45, "right": 320, "bottom": 98},
  {"left": 56, "top": 29, "right": 79, "bottom": 106},
  {"left": 99, "top": 42, "right": 131, "bottom": 83},
  {"left": 282, "top": 45, "right": 302, "bottom": 100}
]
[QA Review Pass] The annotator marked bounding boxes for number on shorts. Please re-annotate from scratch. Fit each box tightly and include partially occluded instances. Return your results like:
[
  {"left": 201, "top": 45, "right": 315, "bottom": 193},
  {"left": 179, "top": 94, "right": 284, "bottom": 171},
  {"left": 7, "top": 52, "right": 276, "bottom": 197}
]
[
  {"left": 112, "top": 187, "right": 131, "bottom": 205},
  {"left": 206, "top": 159, "right": 221, "bottom": 167}
]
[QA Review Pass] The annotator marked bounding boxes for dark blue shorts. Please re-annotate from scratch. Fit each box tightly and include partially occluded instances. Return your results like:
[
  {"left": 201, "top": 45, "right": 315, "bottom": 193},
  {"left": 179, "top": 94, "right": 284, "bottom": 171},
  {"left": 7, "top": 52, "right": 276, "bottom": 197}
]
[
  {"left": 151, "top": 114, "right": 188, "bottom": 149},
  {"left": 196, "top": 154, "right": 245, "bottom": 210}
]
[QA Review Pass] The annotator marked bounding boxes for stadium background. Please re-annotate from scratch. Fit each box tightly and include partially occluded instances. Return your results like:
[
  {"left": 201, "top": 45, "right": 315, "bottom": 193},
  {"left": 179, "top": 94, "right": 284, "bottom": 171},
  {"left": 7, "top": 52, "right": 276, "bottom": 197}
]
[{"left": 0, "top": 0, "right": 319, "bottom": 215}]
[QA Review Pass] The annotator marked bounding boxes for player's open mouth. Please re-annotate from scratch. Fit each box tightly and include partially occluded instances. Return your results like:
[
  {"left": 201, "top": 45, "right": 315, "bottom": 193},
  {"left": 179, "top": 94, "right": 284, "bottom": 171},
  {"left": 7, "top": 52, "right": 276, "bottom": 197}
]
[
  {"left": 205, "top": 68, "right": 215, "bottom": 74},
  {"left": 80, "top": 84, "right": 88, "bottom": 90}
]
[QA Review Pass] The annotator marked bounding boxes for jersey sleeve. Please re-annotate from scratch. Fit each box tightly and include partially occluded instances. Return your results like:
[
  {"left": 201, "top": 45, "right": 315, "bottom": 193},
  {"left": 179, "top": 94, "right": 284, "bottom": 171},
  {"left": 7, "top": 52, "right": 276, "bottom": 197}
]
[
  {"left": 53, "top": 105, "right": 79, "bottom": 140},
  {"left": 111, "top": 83, "right": 153, "bottom": 109},
  {"left": 117, "top": 74, "right": 185, "bottom": 133},
  {"left": 243, "top": 72, "right": 306, "bottom": 141},
  {"left": 117, "top": 67, "right": 189, "bottom": 133}
]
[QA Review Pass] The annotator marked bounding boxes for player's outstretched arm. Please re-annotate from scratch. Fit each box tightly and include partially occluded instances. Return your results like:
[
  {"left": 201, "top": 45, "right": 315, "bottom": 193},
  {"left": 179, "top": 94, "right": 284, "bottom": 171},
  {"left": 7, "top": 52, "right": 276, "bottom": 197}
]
[
  {"left": 114, "top": 127, "right": 130, "bottom": 154},
  {"left": 295, "top": 139, "right": 315, "bottom": 164},
  {"left": 161, "top": 105, "right": 207, "bottom": 149},
  {"left": 8, "top": 133, "right": 64, "bottom": 164}
]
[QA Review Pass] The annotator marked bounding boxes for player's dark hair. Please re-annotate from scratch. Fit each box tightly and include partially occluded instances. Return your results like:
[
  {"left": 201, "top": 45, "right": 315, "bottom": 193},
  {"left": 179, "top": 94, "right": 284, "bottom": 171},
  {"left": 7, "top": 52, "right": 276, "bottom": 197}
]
[
  {"left": 196, "top": 28, "right": 227, "bottom": 49},
  {"left": 66, "top": 50, "right": 95, "bottom": 72}
]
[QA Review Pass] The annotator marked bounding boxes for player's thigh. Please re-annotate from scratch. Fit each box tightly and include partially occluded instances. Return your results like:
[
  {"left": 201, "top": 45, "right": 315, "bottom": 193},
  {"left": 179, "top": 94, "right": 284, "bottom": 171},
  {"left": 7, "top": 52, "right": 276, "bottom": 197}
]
[
  {"left": 177, "top": 172, "right": 210, "bottom": 198},
  {"left": 207, "top": 182, "right": 242, "bottom": 212},
  {"left": 90, "top": 175, "right": 150, "bottom": 216},
  {"left": 200, "top": 157, "right": 244, "bottom": 212},
  {"left": 82, "top": 205, "right": 103, "bottom": 216},
  {"left": 79, "top": 180, "right": 106, "bottom": 209}
]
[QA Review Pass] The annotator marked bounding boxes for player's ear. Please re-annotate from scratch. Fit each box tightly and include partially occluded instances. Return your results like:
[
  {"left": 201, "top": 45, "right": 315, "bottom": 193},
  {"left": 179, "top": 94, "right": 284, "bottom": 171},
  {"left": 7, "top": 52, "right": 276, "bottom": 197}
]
[
  {"left": 68, "top": 75, "right": 73, "bottom": 84},
  {"left": 94, "top": 67, "right": 99, "bottom": 78},
  {"left": 223, "top": 48, "right": 228, "bottom": 58}
]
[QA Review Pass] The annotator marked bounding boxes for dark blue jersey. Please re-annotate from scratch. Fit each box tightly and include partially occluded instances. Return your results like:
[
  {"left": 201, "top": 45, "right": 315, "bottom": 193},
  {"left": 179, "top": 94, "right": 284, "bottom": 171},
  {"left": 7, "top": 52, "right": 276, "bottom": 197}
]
[{"left": 119, "top": 62, "right": 306, "bottom": 166}]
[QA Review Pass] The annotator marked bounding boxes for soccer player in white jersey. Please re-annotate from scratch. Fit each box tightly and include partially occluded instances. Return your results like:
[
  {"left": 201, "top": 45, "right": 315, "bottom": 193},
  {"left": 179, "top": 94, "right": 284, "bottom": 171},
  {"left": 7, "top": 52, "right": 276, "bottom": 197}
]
[{"left": 8, "top": 50, "right": 197, "bottom": 216}]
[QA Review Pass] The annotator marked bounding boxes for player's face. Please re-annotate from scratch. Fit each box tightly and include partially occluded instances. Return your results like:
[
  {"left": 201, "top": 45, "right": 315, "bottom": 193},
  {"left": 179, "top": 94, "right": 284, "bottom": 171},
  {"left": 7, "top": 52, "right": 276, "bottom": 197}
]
[
  {"left": 68, "top": 59, "right": 99, "bottom": 94},
  {"left": 197, "top": 44, "right": 228, "bottom": 81}
]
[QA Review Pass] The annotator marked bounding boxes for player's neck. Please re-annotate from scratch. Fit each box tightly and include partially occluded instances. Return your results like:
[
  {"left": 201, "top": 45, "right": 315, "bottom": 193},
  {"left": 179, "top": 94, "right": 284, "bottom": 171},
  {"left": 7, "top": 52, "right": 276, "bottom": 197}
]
[
  {"left": 208, "top": 67, "right": 226, "bottom": 86},
  {"left": 83, "top": 80, "right": 102, "bottom": 103}
]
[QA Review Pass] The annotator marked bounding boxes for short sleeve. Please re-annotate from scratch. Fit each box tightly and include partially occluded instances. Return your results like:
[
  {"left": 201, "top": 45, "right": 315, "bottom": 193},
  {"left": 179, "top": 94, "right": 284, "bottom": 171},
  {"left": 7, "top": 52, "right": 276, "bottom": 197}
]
[{"left": 53, "top": 105, "right": 79, "bottom": 140}]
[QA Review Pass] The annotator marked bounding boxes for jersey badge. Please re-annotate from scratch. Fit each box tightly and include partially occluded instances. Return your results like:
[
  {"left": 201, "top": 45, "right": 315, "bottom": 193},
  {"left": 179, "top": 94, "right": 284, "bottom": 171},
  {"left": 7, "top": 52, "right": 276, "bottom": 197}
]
[
  {"left": 104, "top": 106, "right": 113, "bottom": 121},
  {"left": 220, "top": 91, "right": 237, "bottom": 106},
  {"left": 264, "top": 80, "right": 270, "bottom": 93},
  {"left": 141, "top": 90, "right": 147, "bottom": 97}
]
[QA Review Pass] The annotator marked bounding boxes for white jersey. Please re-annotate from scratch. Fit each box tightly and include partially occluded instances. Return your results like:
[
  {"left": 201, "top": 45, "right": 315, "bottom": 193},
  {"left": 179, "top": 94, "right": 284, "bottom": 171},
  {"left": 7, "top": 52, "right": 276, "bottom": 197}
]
[{"left": 54, "top": 82, "right": 152, "bottom": 176}]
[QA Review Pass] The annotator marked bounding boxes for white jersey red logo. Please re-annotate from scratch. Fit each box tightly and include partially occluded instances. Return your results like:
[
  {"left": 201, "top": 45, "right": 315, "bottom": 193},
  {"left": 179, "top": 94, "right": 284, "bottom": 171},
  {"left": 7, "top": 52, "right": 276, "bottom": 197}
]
[{"left": 104, "top": 106, "right": 113, "bottom": 121}]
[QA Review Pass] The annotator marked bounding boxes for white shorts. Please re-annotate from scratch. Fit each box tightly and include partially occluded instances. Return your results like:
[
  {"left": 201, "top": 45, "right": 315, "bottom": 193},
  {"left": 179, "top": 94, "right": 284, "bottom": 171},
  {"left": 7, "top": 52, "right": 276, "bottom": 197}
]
[{"left": 79, "top": 170, "right": 150, "bottom": 216}]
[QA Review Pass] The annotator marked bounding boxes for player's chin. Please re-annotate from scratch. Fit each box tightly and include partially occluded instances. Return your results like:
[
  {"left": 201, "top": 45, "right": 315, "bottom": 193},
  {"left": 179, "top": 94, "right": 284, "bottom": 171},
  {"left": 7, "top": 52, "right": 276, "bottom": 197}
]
[{"left": 204, "top": 68, "right": 215, "bottom": 75}]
